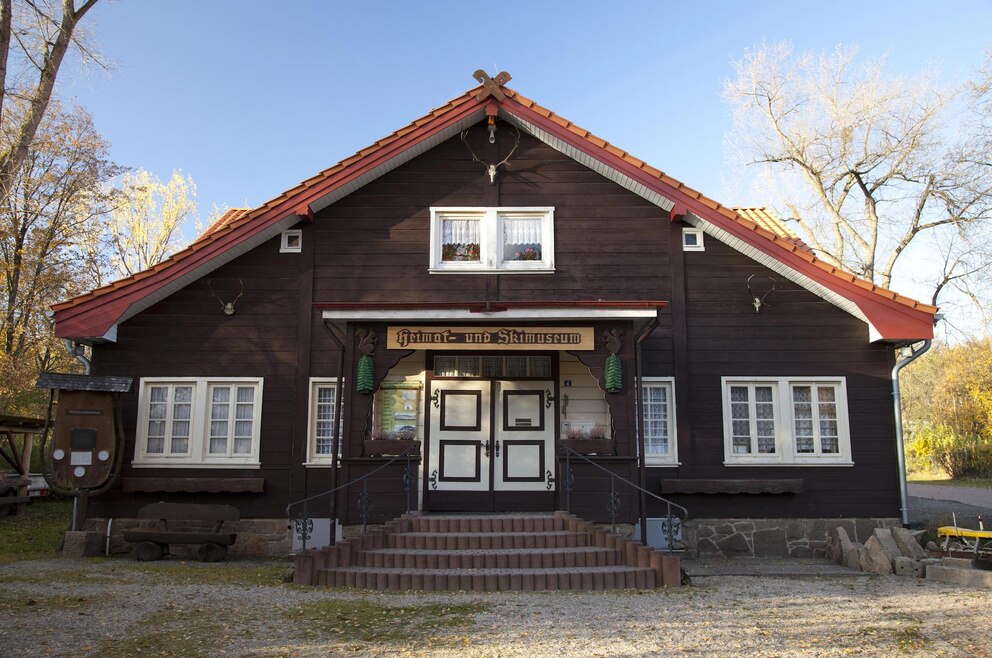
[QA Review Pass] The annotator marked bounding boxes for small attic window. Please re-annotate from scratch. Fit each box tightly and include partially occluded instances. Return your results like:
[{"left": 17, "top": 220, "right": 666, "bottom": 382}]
[
  {"left": 682, "top": 227, "right": 704, "bottom": 252},
  {"left": 280, "top": 229, "right": 302, "bottom": 253}
]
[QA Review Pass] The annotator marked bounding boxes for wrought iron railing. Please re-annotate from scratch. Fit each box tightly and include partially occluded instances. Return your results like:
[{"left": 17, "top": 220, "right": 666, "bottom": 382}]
[
  {"left": 559, "top": 443, "right": 689, "bottom": 553},
  {"left": 285, "top": 445, "right": 419, "bottom": 552}
]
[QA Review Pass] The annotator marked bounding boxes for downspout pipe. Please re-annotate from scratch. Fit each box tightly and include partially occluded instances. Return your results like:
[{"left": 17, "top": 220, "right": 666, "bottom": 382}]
[
  {"left": 892, "top": 339, "right": 932, "bottom": 528},
  {"left": 634, "top": 309, "right": 661, "bottom": 546},
  {"left": 63, "top": 339, "right": 91, "bottom": 375}
]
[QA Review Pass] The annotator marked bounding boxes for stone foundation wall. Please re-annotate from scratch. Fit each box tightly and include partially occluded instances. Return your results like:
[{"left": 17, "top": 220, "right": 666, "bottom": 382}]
[
  {"left": 684, "top": 518, "right": 900, "bottom": 558},
  {"left": 82, "top": 517, "right": 292, "bottom": 558}
]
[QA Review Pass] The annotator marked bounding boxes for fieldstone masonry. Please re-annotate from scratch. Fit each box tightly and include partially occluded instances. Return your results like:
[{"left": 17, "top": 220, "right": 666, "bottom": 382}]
[
  {"left": 683, "top": 518, "right": 900, "bottom": 558},
  {"left": 80, "top": 517, "right": 292, "bottom": 558}
]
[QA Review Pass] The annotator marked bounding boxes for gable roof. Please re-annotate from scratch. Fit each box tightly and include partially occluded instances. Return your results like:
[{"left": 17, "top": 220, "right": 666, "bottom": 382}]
[{"left": 52, "top": 78, "right": 937, "bottom": 343}]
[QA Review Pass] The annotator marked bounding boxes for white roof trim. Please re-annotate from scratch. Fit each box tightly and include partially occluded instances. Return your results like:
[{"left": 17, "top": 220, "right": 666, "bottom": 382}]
[
  {"left": 309, "top": 109, "right": 487, "bottom": 213},
  {"left": 684, "top": 213, "right": 877, "bottom": 340},
  {"left": 322, "top": 308, "right": 659, "bottom": 321},
  {"left": 499, "top": 110, "right": 676, "bottom": 213},
  {"left": 113, "top": 213, "right": 306, "bottom": 334}
]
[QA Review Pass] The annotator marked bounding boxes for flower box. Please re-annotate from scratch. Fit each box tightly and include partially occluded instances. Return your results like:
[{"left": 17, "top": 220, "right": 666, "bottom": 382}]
[
  {"left": 559, "top": 438, "right": 613, "bottom": 456},
  {"left": 363, "top": 439, "right": 421, "bottom": 457}
]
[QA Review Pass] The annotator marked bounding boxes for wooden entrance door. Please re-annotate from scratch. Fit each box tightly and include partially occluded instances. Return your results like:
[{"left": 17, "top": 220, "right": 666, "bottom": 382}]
[
  {"left": 425, "top": 379, "right": 556, "bottom": 512},
  {"left": 492, "top": 380, "right": 556, "bottom": 510}
]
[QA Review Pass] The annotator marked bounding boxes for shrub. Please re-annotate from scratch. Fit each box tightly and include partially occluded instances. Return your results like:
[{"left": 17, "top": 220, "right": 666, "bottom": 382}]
[{"left": 909, "top": 425, "right": 992, "bottom": 479}]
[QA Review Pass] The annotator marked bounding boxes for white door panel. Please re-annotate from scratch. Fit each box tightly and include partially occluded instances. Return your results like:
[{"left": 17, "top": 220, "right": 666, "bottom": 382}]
[
  {"left": 428, "top": 381, "right": 490, "bottom": 491},
  {"left": 494, "top": 380, "right": 555, "bottom": 491}
]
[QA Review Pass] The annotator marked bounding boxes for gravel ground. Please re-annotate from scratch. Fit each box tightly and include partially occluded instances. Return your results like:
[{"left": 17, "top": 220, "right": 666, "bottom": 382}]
[{"left": 2, "top": 557, "right": 991, "bottom": 657}]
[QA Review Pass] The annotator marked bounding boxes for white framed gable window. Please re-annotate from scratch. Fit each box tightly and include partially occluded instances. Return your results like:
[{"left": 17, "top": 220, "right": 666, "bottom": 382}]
[
  {"left": 134, "top": 377, "right": 263, "bottom": 468},
  {"left": 682, "top": 227, "right": 704, "bottom": 251},
  {"left": 642, "top": 377, "right": 678, "bottom": 465},
  {"left": 430, "top": 207, "right": 554, "bottom": 273},
  {"left": 721, "top": 377, "right": 852, "bottom": 466},
  {"left": 307, "top": 379, "right": 344, "bottom": 465},
  {"left": 280, "top": 229, "right": 302, "bottom": 253}
]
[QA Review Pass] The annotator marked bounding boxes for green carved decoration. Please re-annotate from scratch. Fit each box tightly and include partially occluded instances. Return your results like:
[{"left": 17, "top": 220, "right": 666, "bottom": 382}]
[
  {"left": 357, "top": 354, "right": 375, "bottom": 394},
  {"left": 604, "top": 352, "right": 622, "bottom": 393}
]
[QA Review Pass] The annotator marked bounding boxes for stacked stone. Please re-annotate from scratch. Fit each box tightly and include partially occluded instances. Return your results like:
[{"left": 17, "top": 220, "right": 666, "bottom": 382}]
[{"left": 826, "top": 526, "right": 938, "bottom": 577}]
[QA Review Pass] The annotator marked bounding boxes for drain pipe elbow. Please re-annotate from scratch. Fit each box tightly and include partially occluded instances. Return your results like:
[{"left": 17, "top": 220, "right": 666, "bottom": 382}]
[
  {"left": 892, "top": 339, "right": 932, "bottom": 528},
  {"left": 63, "top": 339, "right": 91, "bottom": 375}
]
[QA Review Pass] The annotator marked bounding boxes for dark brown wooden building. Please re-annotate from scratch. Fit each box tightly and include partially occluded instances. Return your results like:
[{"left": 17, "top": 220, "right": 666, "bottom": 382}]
[{"left": 52, "top": 75, "right": 937, "bottom": 557}]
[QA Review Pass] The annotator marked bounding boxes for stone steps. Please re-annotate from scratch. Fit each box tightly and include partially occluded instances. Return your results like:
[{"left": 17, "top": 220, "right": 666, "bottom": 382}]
[
  {"left": 360, "top": 546, "right": 620, "bottom": 569},
  {"left": 292, "top": 511, "right": 683, "bottom": 591},
  {"left": 388, "top": 531, "right": 588, "bottom": 550},
  {"left": 316, "top": 565, "right": 657, "bottom": 591}
]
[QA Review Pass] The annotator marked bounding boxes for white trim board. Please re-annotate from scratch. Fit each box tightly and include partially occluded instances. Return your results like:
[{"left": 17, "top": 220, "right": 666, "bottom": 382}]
[{"left": 321, "top": 308, "right": 660, "bottom": 321}]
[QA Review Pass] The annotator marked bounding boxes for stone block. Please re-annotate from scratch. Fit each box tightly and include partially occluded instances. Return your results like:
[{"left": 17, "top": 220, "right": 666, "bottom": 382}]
[
  {"left": 786, "top": 519, "right": 808, "bottom": 540},
  {"left": 854, "top": 519, "right": 879, "bottom": 544},
  {"left": 751, "top": 527, "right": 789, "bottom": 557},
  {"left": 826, "top": 527, "right": 843, "bottom": 563},
  {"left": 695, "top": 537, "right": 721, "bottom": 556},
  {"left": 927, "top": 564, "right": 992, "bottom": 590},
  {"left": 836, "top": 528, "right": 863, "bottom": 571},
  {"left": 891, "top": 527, "right": 927, "bottom": 560},
  {"left": 860, "top": 536, "right": 894, "bottom": 575},
  {"left": 62, "top": 531, "right": 103, "bottom": 558},
  {"left": 789, "top": 545, "right": 814, "bottom": 558},
  {"left": 894, "top": 556, "right": 925, "bottom": 578},
  {"left": 732, "top": 521, "right": 756, "bottom": 535},
  {"left": 872, "top": 528, "right": 903, "bottom": 561},
  {"left": 926, "top": 541, "right": 939, "bottom": 552},
  {"left": 714, "top": 523, "right": 734, "bottom": 536},
  {"left": 716, "top": 532, "right": 751, "bottom": 556}
]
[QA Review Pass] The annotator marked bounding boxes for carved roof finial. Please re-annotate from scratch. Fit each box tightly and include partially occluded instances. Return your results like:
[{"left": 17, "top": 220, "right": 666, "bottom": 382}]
[{"left": 473, "top": 69, "right": 511, "bottom": 101}]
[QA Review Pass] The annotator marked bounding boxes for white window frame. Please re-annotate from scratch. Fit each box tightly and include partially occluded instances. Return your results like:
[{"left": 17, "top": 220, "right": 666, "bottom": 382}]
[
  {"left": 280, "top": 229, "right": 302, "bottom": 253},
  {"left": 429, "top": 206, "right": 555, "bottom": 273},
  {"left": 306, "top": 378, "right": 344, "bottom": 466},
  {"left": 721, "top": 377, "right": 852, "bottom": 466},
  {"left": 682, "top": 227, "right": 704, "bottom": 251},
  {"left": 133, "top": 377, "right": 263, "bottom": 468},
  {"left": 642, "top": 377, "right": 678, "bottom": 466}
]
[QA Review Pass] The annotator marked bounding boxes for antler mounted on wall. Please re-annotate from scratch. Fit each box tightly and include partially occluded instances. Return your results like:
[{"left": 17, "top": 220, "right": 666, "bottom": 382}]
[
  {"left": 206, "top": 279, "right": 244, "bottom": 316},
  {"left": 460, "top": 123, "right": 521, "bottom": 185}
]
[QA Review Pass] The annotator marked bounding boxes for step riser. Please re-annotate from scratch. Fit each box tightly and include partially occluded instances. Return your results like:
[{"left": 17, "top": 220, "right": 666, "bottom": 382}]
[
  {"left": 407, "top": 517, "right": 564, "bottom": 533},
  {"left": 355, "top": 549, "right": 621, "bottom": 570},
  {"left": 388, "top": 533, "right": 589, "bottom": 550},
  {"left": 317, "top": 567, "right": 656, "bottom": 591}
]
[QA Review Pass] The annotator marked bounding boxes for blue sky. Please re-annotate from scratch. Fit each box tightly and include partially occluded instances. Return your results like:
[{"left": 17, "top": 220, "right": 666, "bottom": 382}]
[{"left": 60, "top": 0, "right": 992, "bottom": 233}]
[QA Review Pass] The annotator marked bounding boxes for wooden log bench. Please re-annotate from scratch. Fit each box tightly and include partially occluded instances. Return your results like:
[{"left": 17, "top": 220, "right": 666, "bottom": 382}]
[{"left": 123, "top": 502, "right": 239, "bottom": 562}]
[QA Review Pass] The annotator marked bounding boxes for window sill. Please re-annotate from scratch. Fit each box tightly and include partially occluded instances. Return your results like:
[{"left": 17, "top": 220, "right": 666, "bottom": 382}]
[
  {"left": 304, "top": 461, "right": 342, "bottom": 468},
  {"left": 723, "top": 461, "right": 854, "bottom": 467},
  {"left": 131, "top": 461, "right": 262, "bottom": 469},
  {"left": 429, "top": 267, "right": 555, "bottom": 275},
  {"left": 645, "top": 459, "right": 681, "bottom": 467}
]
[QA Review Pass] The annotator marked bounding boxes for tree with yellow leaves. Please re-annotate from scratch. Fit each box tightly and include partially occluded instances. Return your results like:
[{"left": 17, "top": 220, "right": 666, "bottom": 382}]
[{"left": 106, "top": 170, "right": 197, "bottom": 279}]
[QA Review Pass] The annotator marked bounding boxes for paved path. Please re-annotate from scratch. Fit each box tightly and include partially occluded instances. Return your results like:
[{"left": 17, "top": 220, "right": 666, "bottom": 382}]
[{"left": 908, "top": 483, "right": 992, "bottom": 510}]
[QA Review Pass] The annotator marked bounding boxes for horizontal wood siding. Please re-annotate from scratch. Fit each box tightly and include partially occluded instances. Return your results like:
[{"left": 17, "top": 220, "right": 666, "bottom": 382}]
[
  {"left": 642, "top": 235, "right": 899, "bottom": 519},
  {"left": 312, "top": 123, "right": 671, "bottom": 304},
  {"left": 89, "top": 235, "right": 302, "bottom": 519}
]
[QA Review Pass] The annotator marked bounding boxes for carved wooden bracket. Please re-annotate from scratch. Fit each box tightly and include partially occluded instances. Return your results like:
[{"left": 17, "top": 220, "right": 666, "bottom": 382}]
[{"left": 603, "top": 329, "right": 623, "bottom": 355}]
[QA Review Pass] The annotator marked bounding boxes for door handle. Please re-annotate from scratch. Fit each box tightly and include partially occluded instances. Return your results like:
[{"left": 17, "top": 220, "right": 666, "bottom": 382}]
[
  {"left": 484, "top": 439, "right": 490, "bottom": 458},
  {"left": 494, "top": 440, "right": 501, "bottom": 458}
]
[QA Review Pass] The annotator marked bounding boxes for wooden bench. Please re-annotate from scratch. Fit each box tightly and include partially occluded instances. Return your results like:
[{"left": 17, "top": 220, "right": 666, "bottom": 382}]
[{"left": 123, "top": 502, "right": 239, "bottom": 562}]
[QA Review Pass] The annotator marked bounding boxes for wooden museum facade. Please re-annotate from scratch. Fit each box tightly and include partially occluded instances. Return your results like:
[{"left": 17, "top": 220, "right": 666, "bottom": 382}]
[{"left": 51, "top": 73, "right": 937, "bottom": 557}]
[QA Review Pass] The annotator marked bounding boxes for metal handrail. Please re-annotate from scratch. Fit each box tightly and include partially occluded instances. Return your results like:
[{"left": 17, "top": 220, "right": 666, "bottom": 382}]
[
  {"left": 559, "top": 443, "right": 688, "bottom": 551},
  {"left": 285, "top": 444, "right": 419, "bottom": 551}
]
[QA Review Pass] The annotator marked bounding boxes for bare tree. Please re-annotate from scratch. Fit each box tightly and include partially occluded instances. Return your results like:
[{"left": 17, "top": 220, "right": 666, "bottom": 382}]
[
  {"left": 724, "top": 43, "right": 992, "bottom": 326},
  {"left": 0, "top": 0, "right": 101, "bottom": 207}
]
